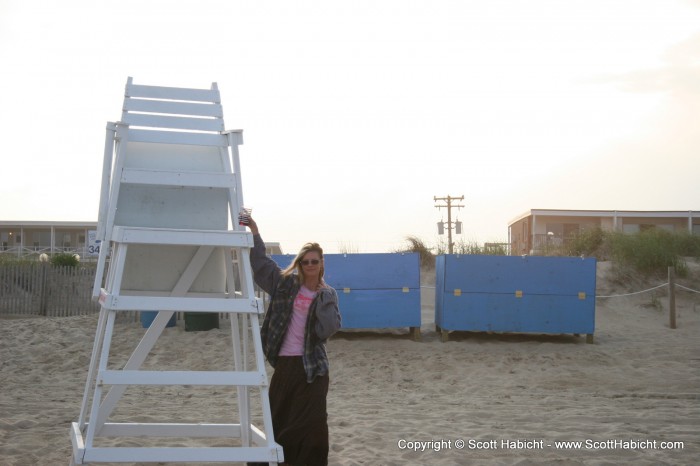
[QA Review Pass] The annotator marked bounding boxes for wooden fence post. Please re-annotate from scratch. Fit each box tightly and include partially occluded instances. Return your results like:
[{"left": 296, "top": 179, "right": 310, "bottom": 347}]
[
  {"left": 40, "top": 262, "right": 49, "bottom": 316},
  {"left": 668, "top": 266, "right": 676, "bottom": 329}
]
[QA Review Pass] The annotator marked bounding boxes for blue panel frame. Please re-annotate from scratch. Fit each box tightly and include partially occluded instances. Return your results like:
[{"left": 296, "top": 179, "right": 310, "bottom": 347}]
[
  {"left": 271, "top": 253, "right": 421, "bottom": 329},
  {"left": 435, "top": 255, "right": 596, "bottom": 335}
]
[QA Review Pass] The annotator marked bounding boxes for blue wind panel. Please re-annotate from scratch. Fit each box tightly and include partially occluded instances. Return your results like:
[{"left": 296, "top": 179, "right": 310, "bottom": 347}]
[
  {"left": 435, "top": 255, "right": 596, "bottom": 336},
  {"left": 335, "top": 289, "right": 420, "bottom": 328},
  {"left": 271, "top": 253, "right": 421, "bottom": 329}
]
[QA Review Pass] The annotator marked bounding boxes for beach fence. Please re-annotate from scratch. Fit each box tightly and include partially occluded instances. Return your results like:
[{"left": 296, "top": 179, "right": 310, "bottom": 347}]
[
  {"left": 435, "top": 255, "right": 597, "bottom": 343},
  {"left": 0, "top": 261, "right": 266, "bottom": 324},
  {"left": 0, "top": 263, "right": 100, "bottom": 317},
  {"left": 272, "top": 253, "right": 422, "bottom": 339}
]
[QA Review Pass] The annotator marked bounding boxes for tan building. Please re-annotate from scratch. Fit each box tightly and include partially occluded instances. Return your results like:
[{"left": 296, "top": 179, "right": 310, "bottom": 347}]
[{"left": 509, "top": 209, "right": 700, "bottom": 255}]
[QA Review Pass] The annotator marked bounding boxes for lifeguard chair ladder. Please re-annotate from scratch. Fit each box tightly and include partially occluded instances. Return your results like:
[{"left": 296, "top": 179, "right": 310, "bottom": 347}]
[{"left": 69, "top": 77, "right": 282, "bottom": 464}]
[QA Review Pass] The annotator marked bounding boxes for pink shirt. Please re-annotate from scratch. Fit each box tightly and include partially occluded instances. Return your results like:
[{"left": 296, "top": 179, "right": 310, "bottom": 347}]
[{"left": 279, "top": 285, "right": 317, "bottom": 356}]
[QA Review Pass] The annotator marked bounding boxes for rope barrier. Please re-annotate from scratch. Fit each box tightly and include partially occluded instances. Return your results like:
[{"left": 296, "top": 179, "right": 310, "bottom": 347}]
[
  {"left": 676, "top": 284, "right": 700, "bottom": 294},
  {"left": 597, "top": 282, "right": 700, "bottom": 298},
  {"left": 595, "top": 283, "right": 668, "bottom": 298}
]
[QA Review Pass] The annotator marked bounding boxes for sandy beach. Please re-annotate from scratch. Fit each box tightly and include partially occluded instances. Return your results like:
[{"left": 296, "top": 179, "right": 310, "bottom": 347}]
[{"left": 1, "top": 261, "right": 698, "bottom": 465}]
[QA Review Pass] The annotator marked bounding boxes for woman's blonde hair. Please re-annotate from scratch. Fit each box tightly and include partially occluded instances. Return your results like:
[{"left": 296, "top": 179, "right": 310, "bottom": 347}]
[{"left": 281, "top": 242, "right": 325, "bottom": 284}]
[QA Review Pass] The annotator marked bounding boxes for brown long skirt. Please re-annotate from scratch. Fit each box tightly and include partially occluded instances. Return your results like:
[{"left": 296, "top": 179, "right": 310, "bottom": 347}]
[{"left": 269, "top": 356, "right": 329, "bottom": 466}]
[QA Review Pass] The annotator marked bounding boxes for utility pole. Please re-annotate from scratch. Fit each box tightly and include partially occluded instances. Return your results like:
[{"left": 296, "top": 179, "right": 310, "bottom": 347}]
[{"left": 434, "top": 195, "right": 464, "bottom": 254}]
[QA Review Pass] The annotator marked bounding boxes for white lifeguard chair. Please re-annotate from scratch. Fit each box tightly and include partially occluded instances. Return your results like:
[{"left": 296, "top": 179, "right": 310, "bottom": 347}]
[{"left": 69, "top": 77, "right": 283, "bottom": 464}]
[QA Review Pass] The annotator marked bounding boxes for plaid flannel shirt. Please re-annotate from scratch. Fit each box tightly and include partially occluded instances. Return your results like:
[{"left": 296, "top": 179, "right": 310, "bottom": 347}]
[{"left": 251, "top": 234, "right": 341, "bottom": 383}]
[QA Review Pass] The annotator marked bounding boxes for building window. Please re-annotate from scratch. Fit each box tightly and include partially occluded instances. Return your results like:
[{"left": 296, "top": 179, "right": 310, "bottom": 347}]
[
  {"left": 563, "top": 223, "right": 580, "bottom": 238},
  {"left": 623, "top": 224, "right": 674, "bottom": 234},
  {"left": 545, "top": 223, "right": 564, "bottom": 236}
]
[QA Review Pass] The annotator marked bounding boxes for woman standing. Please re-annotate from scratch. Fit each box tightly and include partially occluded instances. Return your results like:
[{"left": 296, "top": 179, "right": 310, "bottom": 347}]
[{"left": 246, "top": 216, "right": 341, "bottom": 466}]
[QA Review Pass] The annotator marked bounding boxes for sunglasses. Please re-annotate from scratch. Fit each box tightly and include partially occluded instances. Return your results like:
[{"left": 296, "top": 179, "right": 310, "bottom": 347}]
[{"left": 300, "top": 259, "right": 321, "bottom": 266}]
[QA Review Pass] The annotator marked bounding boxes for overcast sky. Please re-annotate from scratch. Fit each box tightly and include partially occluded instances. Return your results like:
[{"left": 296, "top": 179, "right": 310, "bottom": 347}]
[{"left": 1, "top": 0, "right": 699, "bottom": 253}]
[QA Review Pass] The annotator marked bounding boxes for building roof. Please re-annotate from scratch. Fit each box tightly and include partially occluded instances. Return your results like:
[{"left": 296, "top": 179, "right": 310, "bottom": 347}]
[
  {"left": 509, "top": 209, "right": 699, "bottom": 225},
  {"left": 0, "top": 220, "right": 98, "bottom": 228}
]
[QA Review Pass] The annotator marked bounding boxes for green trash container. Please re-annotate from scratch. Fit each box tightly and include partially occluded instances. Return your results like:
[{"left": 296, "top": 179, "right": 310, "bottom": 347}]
[{"left": 184, "top": 312, "right": 219, "bottom": 331}]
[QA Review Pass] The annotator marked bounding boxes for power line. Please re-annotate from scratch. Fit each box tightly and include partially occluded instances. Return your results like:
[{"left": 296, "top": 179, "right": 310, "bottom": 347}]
[{"left": 434, "top": 195, "right": 464, "bottom": 254}]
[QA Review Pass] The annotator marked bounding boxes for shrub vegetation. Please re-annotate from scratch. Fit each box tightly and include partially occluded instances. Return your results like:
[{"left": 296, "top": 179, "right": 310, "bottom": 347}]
[
  {"left": 50, "top": 253, "right": 80, "bottom": 267},
  {"left": 567, "top": 228, "right": 700, "bottom": 277}
]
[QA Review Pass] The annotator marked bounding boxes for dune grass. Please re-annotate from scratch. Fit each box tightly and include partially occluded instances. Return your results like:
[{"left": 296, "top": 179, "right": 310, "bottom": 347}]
[
  {"left": 567, "top": 228, "right": 700, "bottom": 277},
  {"left": 397, "top": 229, "right": 700, "bottom": 278}
]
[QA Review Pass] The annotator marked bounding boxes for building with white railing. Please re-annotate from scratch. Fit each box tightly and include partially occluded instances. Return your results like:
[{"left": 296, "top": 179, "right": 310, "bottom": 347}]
[
  {"left": 0, "top": 221, "right": 99, "bottom": 260},
  {"left": 0, "top": 220, "right": 283, "bottom": 261}
]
